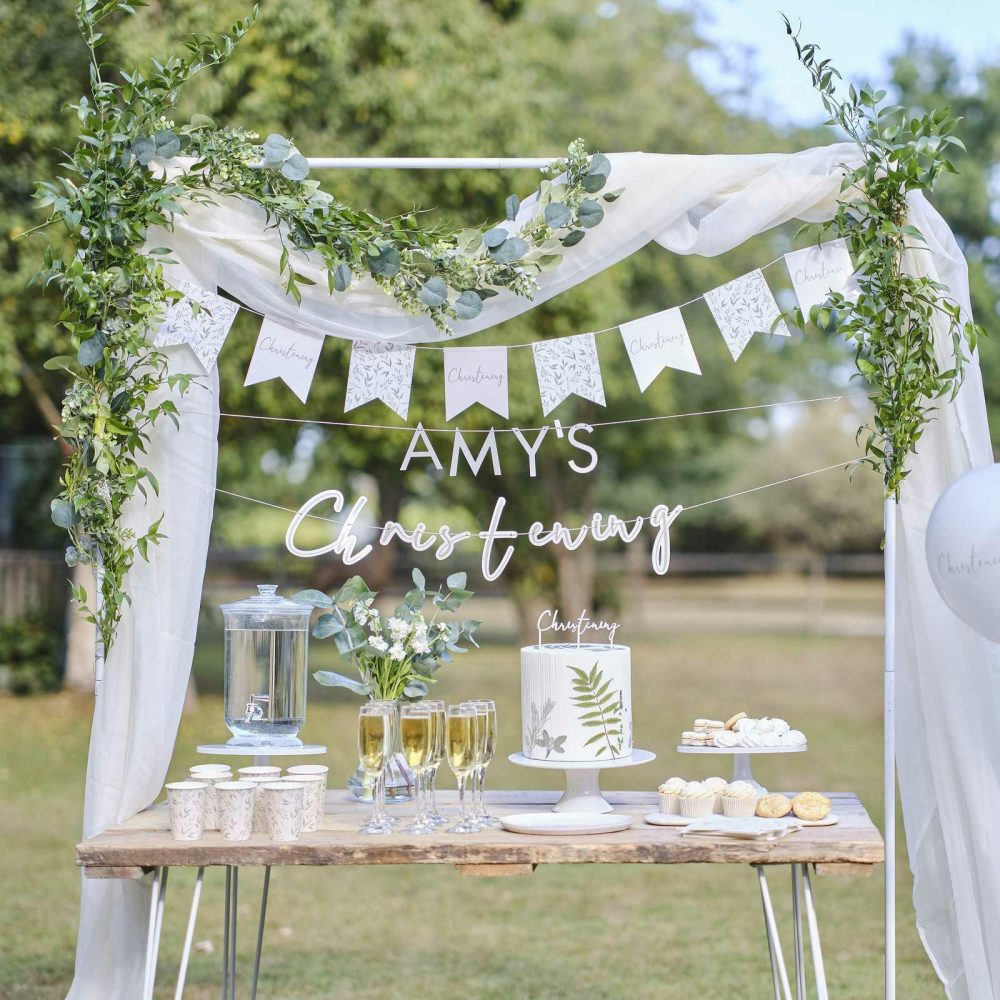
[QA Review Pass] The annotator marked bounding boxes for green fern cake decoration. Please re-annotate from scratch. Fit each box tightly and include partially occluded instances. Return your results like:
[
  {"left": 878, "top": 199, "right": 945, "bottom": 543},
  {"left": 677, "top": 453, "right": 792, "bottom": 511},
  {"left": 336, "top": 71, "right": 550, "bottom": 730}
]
[{"left": 567, "top": 663, "right": 626, "bottom": 758}]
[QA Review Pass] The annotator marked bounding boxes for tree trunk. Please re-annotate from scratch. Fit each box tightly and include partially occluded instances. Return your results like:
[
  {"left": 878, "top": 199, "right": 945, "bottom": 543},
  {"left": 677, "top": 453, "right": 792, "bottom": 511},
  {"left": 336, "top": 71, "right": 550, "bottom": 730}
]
[
  {"left": 63, "top": 562, "right": 96, "bottom": 693},
  {"left": 555, "top": 543, "right": 596, "bottom": 620}
]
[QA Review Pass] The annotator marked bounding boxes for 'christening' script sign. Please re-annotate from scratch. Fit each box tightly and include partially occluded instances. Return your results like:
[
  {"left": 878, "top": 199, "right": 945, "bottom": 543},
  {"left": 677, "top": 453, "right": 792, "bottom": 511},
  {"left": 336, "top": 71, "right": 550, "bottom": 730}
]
[{"left": 284, "top": 490, "right": 683, "bottom": 582}]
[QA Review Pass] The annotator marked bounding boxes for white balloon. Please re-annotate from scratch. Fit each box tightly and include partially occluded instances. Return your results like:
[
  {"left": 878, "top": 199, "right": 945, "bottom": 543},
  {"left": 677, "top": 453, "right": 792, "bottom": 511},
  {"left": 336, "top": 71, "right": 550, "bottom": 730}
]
[{"left": 925, "top": 464, "right": 1000, "bottom": 642}]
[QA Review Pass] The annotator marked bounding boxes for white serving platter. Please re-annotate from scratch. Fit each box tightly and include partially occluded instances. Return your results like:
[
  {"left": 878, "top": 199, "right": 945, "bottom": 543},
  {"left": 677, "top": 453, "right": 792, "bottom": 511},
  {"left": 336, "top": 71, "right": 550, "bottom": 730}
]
[
  {"left": 643, "top": 812, "right": 691, "bottom": 827},
  {"left": 500, "top": 812, "right": 635, "bottom": 836}
]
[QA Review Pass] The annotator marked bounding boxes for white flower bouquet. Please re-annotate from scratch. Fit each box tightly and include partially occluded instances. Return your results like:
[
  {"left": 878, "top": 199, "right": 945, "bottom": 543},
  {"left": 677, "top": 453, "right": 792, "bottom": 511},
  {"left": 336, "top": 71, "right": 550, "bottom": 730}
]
[{"left": 294, "top": 570, "right": 480, "bottom": 701}]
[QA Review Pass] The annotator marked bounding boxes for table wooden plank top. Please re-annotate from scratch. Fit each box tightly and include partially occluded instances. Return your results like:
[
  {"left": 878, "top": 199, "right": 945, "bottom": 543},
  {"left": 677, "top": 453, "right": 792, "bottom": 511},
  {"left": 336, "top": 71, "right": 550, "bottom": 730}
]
[{"left": 77, "top": 790, "right": 883, "bottom": 873}]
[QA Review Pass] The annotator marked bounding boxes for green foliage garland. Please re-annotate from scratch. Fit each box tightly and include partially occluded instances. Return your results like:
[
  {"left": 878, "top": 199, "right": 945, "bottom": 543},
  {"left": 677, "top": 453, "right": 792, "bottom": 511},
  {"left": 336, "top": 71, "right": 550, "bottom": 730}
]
[
  {"left": 782, "top": 18, "right": 987, "bottom": 498},
  {"left": 33, "top": 1, "right": 620, "bottom": 652}
]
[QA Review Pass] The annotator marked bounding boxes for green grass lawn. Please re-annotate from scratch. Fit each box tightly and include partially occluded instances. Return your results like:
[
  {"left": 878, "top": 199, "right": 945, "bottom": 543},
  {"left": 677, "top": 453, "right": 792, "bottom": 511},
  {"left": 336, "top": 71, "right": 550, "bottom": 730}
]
[{"left": 0, "top": 629, "right": 941, "bottom": 999}]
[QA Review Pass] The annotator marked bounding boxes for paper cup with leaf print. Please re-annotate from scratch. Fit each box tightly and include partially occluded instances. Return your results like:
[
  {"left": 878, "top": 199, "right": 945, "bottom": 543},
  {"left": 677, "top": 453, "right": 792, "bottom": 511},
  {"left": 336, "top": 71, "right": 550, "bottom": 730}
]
[
  {"left": 286, "top": 763, "right": 328, "bottom": 795},
  {"left": 281, "top": 774, "right": 325, "bottom": 832},
  {"left": 197, "top": 771, "right": 233, "bottom": 831},
  {"left": 238, "top": 765, "right": 281, "bottom": 781},
  {"left": 166, "top": 781, "right": 207, "bottom": 841},
  {"left": 190, "top": 763, "right": 232, "bottom": 778},
  {"left": 243, "top": 777, "right": 273, "bottom": 833},
  {"left": 263, "top": 781, "right": 305, "bottom": 842},
  {"left": 215, "top": 781, "right": 255, "bottom": 842}
]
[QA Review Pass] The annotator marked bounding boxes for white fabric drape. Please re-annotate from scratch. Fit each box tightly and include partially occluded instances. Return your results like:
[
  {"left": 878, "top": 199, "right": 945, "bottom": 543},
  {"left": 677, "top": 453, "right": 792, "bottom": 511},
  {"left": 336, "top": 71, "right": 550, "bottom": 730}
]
[
  {"left": 68, "top": 351, "right": 219, "bottom": 999},
  {"left": 73, "top": 144, "right": 996, "bottom": 998}
]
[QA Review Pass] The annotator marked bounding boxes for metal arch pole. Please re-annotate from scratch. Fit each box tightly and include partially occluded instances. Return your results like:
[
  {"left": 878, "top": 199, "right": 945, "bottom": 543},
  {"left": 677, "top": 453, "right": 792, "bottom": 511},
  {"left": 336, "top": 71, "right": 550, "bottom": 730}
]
[
  {"left": 884, "top": 497, "right": 897, "bottom": 1000},
  {"left": 175, "top": 866, "right": 205, "bottom": 1000}
]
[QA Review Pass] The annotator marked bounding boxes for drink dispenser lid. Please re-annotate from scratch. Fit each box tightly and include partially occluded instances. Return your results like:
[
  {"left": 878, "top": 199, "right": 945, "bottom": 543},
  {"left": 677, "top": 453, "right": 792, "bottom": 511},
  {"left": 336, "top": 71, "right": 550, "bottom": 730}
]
[{"left": 220, "top": 584, "right": 312, "bottom": 629}]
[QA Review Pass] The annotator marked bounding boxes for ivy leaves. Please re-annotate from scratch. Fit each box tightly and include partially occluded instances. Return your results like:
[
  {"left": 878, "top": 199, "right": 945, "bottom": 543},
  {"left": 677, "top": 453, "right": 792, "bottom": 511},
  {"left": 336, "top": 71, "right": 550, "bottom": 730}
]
[{"left": 782, "top": 18, "right": 986, "bottom": 498}]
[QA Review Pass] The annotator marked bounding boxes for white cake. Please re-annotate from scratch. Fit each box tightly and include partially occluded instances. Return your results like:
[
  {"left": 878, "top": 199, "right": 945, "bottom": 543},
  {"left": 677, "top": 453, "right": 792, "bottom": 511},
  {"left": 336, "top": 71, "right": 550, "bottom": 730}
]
[{"left": 521, "top": 643, "right": 632, "bottom": 762}]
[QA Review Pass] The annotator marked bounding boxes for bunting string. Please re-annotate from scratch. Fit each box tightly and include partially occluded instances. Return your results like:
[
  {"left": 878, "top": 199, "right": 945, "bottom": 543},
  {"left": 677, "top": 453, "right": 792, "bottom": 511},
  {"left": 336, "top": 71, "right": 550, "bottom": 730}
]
[
  {"left": 195, "top": 391, "right": 869, "bottom": 435},
  {"left": 215, "top": 458, "right": 864, "bottom": 538}
]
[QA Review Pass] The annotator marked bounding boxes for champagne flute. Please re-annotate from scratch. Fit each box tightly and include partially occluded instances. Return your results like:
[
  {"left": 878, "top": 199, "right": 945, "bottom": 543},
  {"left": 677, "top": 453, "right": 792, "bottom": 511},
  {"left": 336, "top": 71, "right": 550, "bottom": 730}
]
[
  {"left": 358, "top": 704, "right": 392, "bottom": 834},
  {"left": 400, "top": 705, "right": 435, "bottom": 834},
  {"left": 368, "top": 699, "right": 401, "bottom": 826},
  {"left": 472, "top": 700, "right": 500, "bottom": 827},
  {"left": 424, "top": 700, "right": 449, "bottom": 827},
  {"left": 446, "top": 705, "right": 480, "bottom": 834}
]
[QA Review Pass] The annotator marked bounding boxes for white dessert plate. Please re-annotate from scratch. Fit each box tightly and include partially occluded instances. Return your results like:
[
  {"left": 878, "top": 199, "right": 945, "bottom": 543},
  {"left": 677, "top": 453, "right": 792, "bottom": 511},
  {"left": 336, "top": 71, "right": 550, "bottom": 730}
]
[
  {"left": 500, "top": 812, "right": 634, "bottom": 836},
  {"left": 643, "top": 812, "right": 691, "bottom": 827},
  {"left": 798, "top": 813, "right": 839, "bottom": 827}
]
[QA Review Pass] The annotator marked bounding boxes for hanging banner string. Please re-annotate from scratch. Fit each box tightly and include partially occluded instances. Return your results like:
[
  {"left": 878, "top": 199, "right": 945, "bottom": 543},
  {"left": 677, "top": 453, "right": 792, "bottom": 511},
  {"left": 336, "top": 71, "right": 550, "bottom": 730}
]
[
  {"left": 215, "top": 458, "right": 863, "bottom": 538},
  {"left": 193, "top": 391, "right": 868, "bottom": 436}
]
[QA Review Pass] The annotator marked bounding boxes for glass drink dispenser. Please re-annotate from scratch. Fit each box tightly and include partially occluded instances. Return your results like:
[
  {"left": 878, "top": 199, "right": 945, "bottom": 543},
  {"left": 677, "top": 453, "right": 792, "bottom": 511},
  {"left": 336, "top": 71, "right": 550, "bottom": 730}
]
[{"left": 221, "top": 584, "right": 311, "bottom": 746}]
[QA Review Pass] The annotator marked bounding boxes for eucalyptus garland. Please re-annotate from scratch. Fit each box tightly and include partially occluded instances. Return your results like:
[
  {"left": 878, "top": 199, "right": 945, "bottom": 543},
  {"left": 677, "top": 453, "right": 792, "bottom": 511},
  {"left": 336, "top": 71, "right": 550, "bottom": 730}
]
[
  {"left": 33, "top": 2, "right": 622, "bottom": 651},
  {"left": 782, "top": 19, "right": 986, "bottom": 498}
]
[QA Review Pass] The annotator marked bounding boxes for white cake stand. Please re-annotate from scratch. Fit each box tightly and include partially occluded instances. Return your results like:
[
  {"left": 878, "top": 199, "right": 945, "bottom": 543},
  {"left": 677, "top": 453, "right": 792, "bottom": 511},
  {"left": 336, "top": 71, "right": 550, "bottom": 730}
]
[
  {"left": 509, "top": 749, "right": 656, "bottom": 814},
  {"left": 675, "top": 745, "right": 806, "bottom": 793},
  {"left": 197, "top": 742, "right": 327, "bottom": 767}
]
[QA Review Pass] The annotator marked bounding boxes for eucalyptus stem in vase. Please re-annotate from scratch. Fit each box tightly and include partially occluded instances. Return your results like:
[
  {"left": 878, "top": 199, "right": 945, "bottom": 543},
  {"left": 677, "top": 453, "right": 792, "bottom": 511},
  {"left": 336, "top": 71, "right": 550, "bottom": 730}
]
[{"left": 294, "top": 570, "right": 480, "bottom": 799}]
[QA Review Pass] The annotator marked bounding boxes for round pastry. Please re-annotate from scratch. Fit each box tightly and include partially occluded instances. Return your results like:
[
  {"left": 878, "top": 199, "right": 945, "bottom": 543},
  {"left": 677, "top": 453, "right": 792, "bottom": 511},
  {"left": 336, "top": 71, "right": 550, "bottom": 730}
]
[
  {"left": 724, "top": 712, "right": 747, "bottom": 731},
  {"left": 791, "top": 791, "right": 831, "bottom": 822},
  {"left": 721, "top": 780, "right": 759, "bottom": 818},
  {"left": 658, "top": 777, "right": 687, "bottom": 814},
  {"left": 755, "top": 793, "right": 793, "bottom": 819},
  {"left": 678, "top": 781, "right": 715, "bottom": 818},
  {"left": 713, "top": 730, "right": 740, "bottom": 749},
  {"left": 771, "top": 718, "right": 791, "bottom": 734},
  {"left": 702, "top": 775, "right": 728, "bottom": 813},
  {"left": 734, "top": 717, "right": 756, "bottom": 734},
  {"left": 781, "top": 729, "right": 807, "bottom": 747}
]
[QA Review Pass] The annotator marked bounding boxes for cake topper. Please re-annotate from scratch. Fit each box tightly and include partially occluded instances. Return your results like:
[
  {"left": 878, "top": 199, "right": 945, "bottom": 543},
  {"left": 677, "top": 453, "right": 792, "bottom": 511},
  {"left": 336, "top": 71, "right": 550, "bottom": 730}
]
[{"left": 536, "top": 608, "right": 620, "bottom": 647}]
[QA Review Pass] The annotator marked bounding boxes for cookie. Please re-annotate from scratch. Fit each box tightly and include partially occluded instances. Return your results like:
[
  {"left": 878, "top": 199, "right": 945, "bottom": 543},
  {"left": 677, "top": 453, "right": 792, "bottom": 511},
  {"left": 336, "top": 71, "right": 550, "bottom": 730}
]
[
  {"left": 724, "top": 712, "right": 747, "bottom": 731},
  {"left": 791, "top": 791, "right": 831, "bottom": 822},
  {"left": 755, "top": 793, "right": 792, "bottom": 819}
]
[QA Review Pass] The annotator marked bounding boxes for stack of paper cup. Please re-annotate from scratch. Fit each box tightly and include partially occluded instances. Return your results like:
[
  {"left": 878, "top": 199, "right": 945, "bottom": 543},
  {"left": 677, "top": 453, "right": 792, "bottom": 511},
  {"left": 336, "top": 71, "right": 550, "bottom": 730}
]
[
  {"left": 215, "top": 781, "right": 255, "bottom": 841},
  {"left": 190, "top": 765, "right": 233, "bottom": 831},
  {"left": 263, "top": 782, "right": 305, "bottom": 842},
  {"left": 166, "top": 781, "right": 207, "bottom": 841},
  {"left": 281, "top": 774, "right": 325, "bottom": 832}
]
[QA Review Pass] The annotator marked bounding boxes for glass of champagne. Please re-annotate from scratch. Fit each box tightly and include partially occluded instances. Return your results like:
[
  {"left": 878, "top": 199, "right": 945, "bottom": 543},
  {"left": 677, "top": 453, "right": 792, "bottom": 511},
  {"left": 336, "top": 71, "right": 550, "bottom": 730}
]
[
  {"left": 358, "top": 703, "right": 392, "bottom": 834},
  {"left": 399, "top": 705, "right": 435, "bottom": 834},
  {"left": 424, "top": 700, "right": 448, "bottom": 827},
  {"left": 446, "top": 705, "right": 480, "bottom": 834},
  {"left": 368, "top": 699, "right": 401, "bottom": 826},
  {"left": 468, "top": 700, "right": 500, "bottom": 827}
]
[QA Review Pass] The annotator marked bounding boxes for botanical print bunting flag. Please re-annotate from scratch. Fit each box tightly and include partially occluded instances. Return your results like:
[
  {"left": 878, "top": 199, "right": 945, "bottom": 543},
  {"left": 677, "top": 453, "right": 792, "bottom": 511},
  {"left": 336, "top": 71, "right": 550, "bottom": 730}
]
[
  {"left": 344, "top": 340, "right": 416, "bottom": 419},
  {"left": 244, "top": 317, "right": 325, "bottom": 404},
  {"left": 443, "top": 346, "right": 509, "bottom": 421},
  {"left": 784, "top": 238, "right": 859, "bottom": 319},
  {"left": 154, "top": 279, "right": 240, "bottom": 372},
  {"left": 531, "top": 332, "right": 606, "bottom": 416},
  {"left": 619, "top": 307, "right": 701, "bottom": 391},
  {"left": 704, "top": 269, "right": 790, "bottom": 362}
]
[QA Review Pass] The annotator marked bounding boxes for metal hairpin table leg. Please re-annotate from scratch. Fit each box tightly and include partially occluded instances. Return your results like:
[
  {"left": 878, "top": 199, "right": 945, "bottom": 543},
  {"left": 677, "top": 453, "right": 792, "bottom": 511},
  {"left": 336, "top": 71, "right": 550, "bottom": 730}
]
[
  {"left": 222, "top": 866, "right": 231, "bottom": 1000},
  {"left": 756, "top": 866, "right": 793, "bottom": 1000},
  {"left": 792, "top": 865, "right": 806, "bottom": 1000},
  {"left": 250, "top": 865, "right": 271, "bottom": 1000},
  {"left": 143, "top": 867, "right": 162, "bottom": 1000},
  {"left": 175, "top": 866, "right": 205, "bottom": 1000},
  {"left": 802, "top": 865, "right": 829, "bottom": 1000}
]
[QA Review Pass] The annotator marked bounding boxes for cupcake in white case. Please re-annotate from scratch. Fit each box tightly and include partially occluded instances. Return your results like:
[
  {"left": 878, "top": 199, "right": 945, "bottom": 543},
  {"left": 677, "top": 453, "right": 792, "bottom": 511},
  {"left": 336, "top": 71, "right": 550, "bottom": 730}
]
[
  {"left": 678, "top": 781, "right": 715, "bottom": 818},
  {"left": 658, "top": 777, "right": 687, "bottom": 814},
  {"left": 702, "top": 775, "right": 728, "bottom": 813},
  {"left": 721, "top": 780, "right": 759, "bottom": 818}
]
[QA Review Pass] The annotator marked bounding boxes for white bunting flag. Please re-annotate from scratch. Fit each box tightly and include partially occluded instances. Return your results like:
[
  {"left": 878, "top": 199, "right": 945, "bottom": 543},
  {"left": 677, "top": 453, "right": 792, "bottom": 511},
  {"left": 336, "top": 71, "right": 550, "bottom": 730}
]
[
  {"left": 784, "top": 238, "right": 859, "bottom": 319},
  {"left": 155, "top": 280, "right": 240, "bottom": 372},
  {"left": 345, "top": 340, "right": 416, "bottom": 419},
  {"left": 244, "top": 318, "right": 326, "bottom": 403},
  {"left": 443, "top": 346, "right": 509, "bottom": 421},
  {"left": 619, "top": 307, "right": 700, "bottom": 391},
  {"left": 532, "top": 333, "right": 606, "bottom": 416},
  {"left": 704, "top": 269, "right": 789, "bottom": 362}
]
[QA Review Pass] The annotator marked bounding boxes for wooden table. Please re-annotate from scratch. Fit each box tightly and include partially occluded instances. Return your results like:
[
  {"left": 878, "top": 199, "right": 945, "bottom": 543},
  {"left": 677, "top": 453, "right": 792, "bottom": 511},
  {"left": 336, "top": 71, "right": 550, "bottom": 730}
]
[{"left": 78, "top": 790, "right": 883, "bottom": 1000}]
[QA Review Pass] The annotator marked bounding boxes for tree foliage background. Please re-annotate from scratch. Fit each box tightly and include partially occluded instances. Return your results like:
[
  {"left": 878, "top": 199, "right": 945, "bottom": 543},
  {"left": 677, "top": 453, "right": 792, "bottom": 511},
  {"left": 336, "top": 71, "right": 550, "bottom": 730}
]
[{"left": 1, "top": 0, "right": 995, "bottom": 610}]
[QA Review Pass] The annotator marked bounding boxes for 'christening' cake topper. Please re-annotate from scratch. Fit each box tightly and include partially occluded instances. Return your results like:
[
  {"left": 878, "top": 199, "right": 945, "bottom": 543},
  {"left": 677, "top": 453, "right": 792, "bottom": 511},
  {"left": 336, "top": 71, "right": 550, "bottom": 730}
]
[{"left": 536, "top": 608, "right": 620, "bottom": 647}]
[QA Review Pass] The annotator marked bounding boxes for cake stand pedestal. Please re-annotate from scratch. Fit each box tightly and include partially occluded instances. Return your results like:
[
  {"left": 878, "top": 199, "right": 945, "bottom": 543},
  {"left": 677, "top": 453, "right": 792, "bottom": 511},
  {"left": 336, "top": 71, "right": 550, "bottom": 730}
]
[
  {"left": 197, "top": 742, "right": 327, "bottom": 767},
  {"left": 675, "top": 745, "right": 806, "bottom": 793},
  {"left": 509, "top": 749, "right": 656, "bottom": 814}
]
